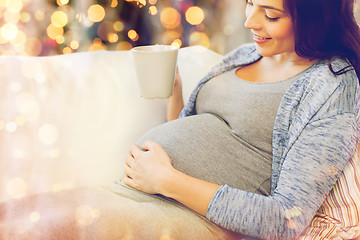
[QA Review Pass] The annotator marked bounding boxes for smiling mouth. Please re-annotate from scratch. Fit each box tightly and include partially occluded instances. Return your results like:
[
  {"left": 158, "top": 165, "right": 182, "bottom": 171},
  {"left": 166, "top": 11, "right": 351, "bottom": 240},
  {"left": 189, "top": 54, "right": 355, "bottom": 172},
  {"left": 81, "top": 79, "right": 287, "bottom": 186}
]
[{"left": 254, "top": 35, "right": 271, "bottom": 40}]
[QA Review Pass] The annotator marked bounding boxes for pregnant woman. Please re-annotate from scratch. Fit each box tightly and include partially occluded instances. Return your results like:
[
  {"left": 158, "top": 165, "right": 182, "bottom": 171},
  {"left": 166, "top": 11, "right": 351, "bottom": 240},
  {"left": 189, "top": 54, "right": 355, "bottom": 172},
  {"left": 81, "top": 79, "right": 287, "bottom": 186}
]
[
  {"left": 1, "top": 0, "right": 359, "bottom": 239},
  {"left": 123, "top": 0, "right": 360, "bottom": 239}
]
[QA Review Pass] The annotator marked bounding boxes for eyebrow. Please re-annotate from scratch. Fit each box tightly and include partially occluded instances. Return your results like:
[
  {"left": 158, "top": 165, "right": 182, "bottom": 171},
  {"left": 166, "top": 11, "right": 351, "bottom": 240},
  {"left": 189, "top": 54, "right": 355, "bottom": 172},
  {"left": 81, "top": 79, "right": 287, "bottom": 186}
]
[{"left": 259, "top": 4, "right": 285, "bottom": 13}]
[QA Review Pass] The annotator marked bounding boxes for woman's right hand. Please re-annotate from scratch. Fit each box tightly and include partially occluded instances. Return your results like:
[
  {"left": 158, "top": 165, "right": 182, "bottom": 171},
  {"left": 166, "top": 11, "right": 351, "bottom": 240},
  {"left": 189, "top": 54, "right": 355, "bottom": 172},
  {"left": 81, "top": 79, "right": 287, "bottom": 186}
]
[
  {"left": 166, "top": 69, "right": 184, "bottom": 121},
  {"left": 123, "top": 141, "right": 175, "bottom": 195}
]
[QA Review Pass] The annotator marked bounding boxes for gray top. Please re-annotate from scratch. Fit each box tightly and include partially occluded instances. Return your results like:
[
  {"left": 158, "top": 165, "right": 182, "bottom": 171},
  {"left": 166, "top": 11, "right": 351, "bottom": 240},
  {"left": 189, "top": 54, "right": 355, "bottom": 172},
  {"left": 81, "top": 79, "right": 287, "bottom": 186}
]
[
  {"left": 196, "top": 68, "right": 301, "bottom": 157},
  {"left": 137, "top": 67, "right": 300, "bottom": 196}
]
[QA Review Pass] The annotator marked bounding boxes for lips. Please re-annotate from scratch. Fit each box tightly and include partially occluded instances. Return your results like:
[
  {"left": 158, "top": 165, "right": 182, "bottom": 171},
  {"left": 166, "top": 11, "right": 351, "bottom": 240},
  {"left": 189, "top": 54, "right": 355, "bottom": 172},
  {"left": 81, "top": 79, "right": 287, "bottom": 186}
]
[
  {"left": 252, "top": 34, "right": 271, "bottom": 44},
  {"left": 254, "top": 35, "right": 270, "bottom": 40}
]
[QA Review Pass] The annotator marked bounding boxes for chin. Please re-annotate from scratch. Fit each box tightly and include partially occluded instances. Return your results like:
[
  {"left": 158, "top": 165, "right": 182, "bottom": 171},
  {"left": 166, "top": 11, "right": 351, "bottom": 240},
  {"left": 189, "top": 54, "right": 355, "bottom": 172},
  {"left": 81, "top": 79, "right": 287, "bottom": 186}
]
[{"left": 254, "top": 45, "right": 275, "bottom": 57}]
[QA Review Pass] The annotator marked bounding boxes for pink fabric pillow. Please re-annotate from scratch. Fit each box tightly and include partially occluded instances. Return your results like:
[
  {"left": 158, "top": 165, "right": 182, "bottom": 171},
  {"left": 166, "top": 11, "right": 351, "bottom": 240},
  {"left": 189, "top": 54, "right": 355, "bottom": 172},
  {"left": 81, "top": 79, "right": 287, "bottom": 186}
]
[{"left": 297, "top": 147, "right": 360, "bottom": 240}]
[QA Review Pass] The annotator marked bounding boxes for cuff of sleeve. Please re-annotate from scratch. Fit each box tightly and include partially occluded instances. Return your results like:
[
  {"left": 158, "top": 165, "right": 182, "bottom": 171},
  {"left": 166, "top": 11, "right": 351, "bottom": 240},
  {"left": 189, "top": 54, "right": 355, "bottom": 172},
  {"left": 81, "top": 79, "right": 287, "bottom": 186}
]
[{"left": 206, "top": 184, "right": 230, "bottom": 222}]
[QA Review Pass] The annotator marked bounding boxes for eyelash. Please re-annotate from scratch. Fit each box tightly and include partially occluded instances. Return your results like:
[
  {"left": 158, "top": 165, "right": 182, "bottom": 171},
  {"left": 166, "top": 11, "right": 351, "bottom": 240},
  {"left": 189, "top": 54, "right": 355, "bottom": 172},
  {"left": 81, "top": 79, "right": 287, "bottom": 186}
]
[
  {"left": 265, "top": 15, "right": 280, "bottom": 22},
  {"left": 245, "top": 0, "right": 280, "bottom": 22}
]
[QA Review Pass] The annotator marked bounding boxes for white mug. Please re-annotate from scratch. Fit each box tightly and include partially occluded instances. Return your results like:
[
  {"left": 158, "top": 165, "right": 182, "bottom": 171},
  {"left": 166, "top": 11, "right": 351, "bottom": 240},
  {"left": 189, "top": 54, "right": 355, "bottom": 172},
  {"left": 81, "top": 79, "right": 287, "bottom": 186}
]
[{"left": 131, "top": 45, "right": 178, "bottom": 99}]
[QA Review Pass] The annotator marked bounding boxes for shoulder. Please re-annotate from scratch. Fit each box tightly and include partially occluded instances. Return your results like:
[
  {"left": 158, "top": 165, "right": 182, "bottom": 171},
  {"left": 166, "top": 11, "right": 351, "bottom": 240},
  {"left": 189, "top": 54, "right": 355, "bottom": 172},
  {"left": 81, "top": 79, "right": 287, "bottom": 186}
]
[
  {"left": 297, "top": 58, "right": 358, "bottom": 95},
  {"left": 307, "top": 57, "right": 358, "bottom": 85},
  {"left": 297, "top": 58, "right": 360, "bottom": 118},
  {"left": 330, "top": 58, "right": 360, "bottom": 97}
]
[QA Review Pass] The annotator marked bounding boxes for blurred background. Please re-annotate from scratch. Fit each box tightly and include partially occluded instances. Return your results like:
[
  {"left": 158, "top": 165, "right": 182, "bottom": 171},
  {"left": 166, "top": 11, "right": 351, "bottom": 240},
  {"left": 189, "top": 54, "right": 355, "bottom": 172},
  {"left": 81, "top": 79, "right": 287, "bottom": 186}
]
[
  {"left": 0, "top": 0, "right": 359, "bottom": 56},
  {"left": 0, "top": 0, "right": 250, "bottom": 56}
]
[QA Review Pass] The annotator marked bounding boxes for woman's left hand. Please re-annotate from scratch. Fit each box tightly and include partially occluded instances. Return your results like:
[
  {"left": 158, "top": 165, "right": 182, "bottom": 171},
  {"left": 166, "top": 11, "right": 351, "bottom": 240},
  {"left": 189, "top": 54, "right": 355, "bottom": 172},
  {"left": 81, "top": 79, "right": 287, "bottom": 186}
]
[{"left": 123, "top": 140, "right": 175, "bottom": 195}]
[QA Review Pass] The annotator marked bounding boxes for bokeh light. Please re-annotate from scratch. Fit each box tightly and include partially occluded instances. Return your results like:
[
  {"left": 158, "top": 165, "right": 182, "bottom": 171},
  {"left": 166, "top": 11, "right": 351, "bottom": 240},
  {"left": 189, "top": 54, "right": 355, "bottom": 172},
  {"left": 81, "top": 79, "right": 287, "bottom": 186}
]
[
  {"left": 116, "top": 41, "right": 132, "bottom": 50},
  {"left": 128, "top": 29, "right": 139, "bottom": 41},
  {"left": 113, "top": 20, "right": 124, "bottom": 32},
  {"left": 6, "top": 121, "right": 17, "bottom": 132},
  {"left": 6, "top": 0, "right": 23, "bottom": 13},
  {"left": 57, "top": 0, "right": 69, "bottom": 6},
  {"left": 51, "top": 11, "right": 68, "bottom": 28},
  {"left": 185, "top": 6, "right": 204, "bottom": 25},
  {"left": 0, "top": 0, "right": 257, "bottom": 56},
  {"left": 6, "top": 177, "right": 28, "bottom": 199},
  {"left": 20, "top": 12, "right": 31, "bottom": 22},
  {"left": 1, "top": 23, "right": 18, "bottom": 40},
  {"left": 62, "top": 46, "right": 72, "bottom": 54},
  {"left": 111, "top": 0, "right": 119, "bottom": 8},
  {"left": 75, "top": 205, "right": 101, "bottom": 226},
  {"left": 88, "top": 4, "right": 105, "bottom": 23},
  {"left": 160, "top": 7, "right": 181, "bottom": 29},
  {"left": 34, "top": 10, "right": 45, "bottom": 21},
  {"left": 47, "top": 24, "right": 64, "bottom": 40},
  {"left": 149, "top": 6, "right": 158, "bottom": 15},
  {"left": 108, "top": 33, "right": 119, "bottom": 43},
  {"left": 171, "top": 38, "right": 182, "bottom": 48},
  {"left": 70, "top": 40, "right": 79, "bottom": 49},
  {"left": 29, "top": 212, "right": 41, "bottom": 222}
]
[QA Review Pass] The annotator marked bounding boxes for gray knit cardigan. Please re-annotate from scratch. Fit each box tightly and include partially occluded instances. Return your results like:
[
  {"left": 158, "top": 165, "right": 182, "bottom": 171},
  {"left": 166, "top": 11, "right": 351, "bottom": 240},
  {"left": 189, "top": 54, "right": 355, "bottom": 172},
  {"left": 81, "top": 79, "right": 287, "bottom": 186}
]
[{"left": 179, "top": 44, "right": 360, "bottom": 239}]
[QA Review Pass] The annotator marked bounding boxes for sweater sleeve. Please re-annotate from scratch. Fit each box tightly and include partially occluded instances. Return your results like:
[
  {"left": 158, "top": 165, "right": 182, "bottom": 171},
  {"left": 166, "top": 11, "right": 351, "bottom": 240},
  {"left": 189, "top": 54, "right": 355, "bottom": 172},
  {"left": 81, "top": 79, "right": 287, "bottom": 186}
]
[{"left": 206, "top": 113, "right": 358, "bottom": 239}]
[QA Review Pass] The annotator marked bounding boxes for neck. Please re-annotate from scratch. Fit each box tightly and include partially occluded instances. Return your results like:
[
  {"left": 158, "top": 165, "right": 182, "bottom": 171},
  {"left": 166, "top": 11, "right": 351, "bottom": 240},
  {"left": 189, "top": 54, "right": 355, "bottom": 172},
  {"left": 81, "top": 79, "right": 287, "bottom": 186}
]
[
  {"left": 265, "top": 52, "right": 317, "bottom": 67},
  {"left": 256, "top": 52, "right": 318, "bottom": 82}
]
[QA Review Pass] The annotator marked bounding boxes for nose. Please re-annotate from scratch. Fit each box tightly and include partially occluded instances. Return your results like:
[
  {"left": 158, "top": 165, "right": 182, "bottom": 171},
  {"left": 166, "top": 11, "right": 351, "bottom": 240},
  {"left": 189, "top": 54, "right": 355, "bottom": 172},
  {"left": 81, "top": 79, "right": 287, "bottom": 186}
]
[{"left": 244, "top": 6, "right": 262, "bottom": 30}]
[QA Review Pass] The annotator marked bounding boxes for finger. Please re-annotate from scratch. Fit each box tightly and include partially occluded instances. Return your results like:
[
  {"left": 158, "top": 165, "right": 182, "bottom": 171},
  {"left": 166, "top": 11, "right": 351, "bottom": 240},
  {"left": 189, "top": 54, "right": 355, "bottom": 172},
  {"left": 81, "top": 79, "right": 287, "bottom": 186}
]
[
  {"left": 142, "top": 140, "right": 158, "bottom": 151},
  {"left": 123, "top": 175, "right": 135, "bottom": 188},
  {"left": 124, "top": 163, "right": 132, "bottom": 178},
  {"left": 130, "top": 144, "right": 143, "bottom": 158},
  {"left": 125, "top": 152, "right": 135, "bottom": 168}
]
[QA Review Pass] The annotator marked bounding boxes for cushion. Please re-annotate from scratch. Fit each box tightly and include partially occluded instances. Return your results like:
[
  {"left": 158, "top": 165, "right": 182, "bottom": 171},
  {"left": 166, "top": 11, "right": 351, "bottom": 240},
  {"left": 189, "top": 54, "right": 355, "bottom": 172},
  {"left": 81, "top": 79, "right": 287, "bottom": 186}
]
[{"left": 297, "top": 147, "right": 360, "bottom": 239}]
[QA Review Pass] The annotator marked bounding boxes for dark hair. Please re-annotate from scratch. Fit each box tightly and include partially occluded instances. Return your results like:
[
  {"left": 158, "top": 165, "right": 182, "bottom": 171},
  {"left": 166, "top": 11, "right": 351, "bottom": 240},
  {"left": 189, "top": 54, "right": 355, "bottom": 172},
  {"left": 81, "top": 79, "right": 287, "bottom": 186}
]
[{"left": 283, "top": 0, "right": 360, "bottom": 82}]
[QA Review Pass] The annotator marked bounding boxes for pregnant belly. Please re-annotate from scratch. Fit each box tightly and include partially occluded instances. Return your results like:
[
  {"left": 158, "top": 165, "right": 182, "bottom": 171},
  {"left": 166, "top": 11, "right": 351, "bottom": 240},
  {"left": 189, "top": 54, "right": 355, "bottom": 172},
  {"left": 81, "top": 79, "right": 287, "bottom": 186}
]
[{"left": 136, "top": 114, "right": 271, "bottom": 195}]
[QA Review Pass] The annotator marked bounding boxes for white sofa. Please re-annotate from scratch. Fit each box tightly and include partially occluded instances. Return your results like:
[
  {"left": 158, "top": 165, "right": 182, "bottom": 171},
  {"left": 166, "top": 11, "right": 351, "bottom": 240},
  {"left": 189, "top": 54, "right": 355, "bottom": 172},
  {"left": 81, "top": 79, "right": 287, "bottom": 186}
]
[
  {"left": 0, "top": 46, "right": 222, "bottom": 202},
  {"left": 0, "top": 46, "right": 359, "bottom": 239}
]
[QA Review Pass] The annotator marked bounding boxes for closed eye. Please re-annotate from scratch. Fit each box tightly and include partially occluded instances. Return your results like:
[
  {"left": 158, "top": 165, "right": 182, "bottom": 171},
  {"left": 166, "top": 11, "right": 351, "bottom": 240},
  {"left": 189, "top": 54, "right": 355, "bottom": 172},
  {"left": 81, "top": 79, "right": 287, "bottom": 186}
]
[
  {"left": 246, "top": 0, "right": 281, "bottom": 22},
  {"left": 265, "top": 15, "right": 280, "bottom": 22}
]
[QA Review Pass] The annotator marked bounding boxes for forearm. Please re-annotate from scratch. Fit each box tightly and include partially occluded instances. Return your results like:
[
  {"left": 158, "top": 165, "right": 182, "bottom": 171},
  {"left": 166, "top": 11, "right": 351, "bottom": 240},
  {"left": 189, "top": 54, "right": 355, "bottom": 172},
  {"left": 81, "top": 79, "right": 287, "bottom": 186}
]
[
  {"left": 160, "top": 168, "right": 220, "bottom": 216},
  {"left": 166, "top": 72, "right": 184, "bottom": 121},
  {"left": 166, "top": 93, "right": 184, "bottom": 121}
]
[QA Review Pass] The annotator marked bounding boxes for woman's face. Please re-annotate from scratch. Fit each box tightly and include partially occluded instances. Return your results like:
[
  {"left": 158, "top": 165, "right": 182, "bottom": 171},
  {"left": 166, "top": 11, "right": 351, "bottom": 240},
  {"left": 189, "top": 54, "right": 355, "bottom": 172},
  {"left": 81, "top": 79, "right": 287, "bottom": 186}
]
[{"left": 245, "top": 0, "right": 295, "bottom": 57}]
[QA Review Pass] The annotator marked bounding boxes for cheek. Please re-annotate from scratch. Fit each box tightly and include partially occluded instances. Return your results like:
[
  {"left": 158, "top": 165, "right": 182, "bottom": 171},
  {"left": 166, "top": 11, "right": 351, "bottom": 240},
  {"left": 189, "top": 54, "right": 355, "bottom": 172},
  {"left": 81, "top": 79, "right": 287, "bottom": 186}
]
[{"left": 269, "top": 22, "right": 294, "bottom": 41}]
